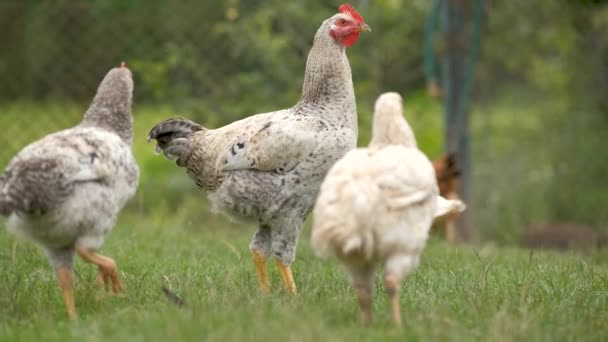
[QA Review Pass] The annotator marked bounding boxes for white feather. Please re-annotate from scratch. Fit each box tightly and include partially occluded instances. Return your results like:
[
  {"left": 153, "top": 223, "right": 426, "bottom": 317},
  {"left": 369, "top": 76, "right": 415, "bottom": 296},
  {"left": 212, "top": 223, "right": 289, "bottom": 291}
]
[{"left": 311, "top": 92, "right": 468, "bottom": 303}]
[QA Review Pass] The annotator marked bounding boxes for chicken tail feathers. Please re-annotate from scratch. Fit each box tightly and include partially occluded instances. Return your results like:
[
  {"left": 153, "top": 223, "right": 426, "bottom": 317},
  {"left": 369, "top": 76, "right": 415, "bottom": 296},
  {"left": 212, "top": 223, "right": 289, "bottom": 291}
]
[
  {"left": 434, "top": 196, "right": 466, "bottom": 219},
  {"left": 311, "top": 179, "right": 377, "bottom": 260},
  {"left": 147, "top": 117, "right": 205, "bottom": 163}
]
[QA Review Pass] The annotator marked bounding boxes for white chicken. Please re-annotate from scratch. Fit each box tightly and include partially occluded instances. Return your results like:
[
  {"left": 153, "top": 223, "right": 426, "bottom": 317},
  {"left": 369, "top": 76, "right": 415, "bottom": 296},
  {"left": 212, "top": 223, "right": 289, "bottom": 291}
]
[
  {"left": 311, "top": 92, "right": 465, "bottom": 326},
  {"left": 0, "top": 63, "right": 139, "bottom": 319}
]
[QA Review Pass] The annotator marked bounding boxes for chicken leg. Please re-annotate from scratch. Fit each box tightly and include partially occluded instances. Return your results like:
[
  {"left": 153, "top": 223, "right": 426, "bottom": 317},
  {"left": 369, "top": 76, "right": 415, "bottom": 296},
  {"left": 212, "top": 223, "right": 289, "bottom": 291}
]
[
  {"left": 384, "top": 274, "right": 402, "bottom": 327},
  {"left": 355, "top": 286, "right": 373, "bottom": 324},
  {"left": 252, "top": 250, "right": 270, "bottom": 293},
  {"left": 76, "top": 247, "right": 123, "bottom": 293},
  {"left": 345, "top": 263, "right": 375, "bottom": 324},
  {"left": 276, "top": 260, "right": 297, "bottom": 294},
  {"left": 445, "top": 216, "right": 456, "bottom": 244},
  {"left": 55, "top": 266, "right": 76, "bottom": 319}
]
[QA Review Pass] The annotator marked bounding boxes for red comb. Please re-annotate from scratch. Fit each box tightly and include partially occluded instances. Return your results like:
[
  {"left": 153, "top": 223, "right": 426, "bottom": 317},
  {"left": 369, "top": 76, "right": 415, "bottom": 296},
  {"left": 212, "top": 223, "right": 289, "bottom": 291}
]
[
  {"left": 120, "top": 61, "right": 126, "bottom": 68},
  {"left": 339, "top": 3, "right": 365, "bottom": 23}
]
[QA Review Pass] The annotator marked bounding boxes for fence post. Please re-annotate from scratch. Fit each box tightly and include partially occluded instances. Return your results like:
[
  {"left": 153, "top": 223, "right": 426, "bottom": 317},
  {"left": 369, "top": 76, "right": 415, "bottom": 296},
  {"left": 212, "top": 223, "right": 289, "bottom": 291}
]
[{"left": 436, "top": 0, "right": 484, "bottom": 242}]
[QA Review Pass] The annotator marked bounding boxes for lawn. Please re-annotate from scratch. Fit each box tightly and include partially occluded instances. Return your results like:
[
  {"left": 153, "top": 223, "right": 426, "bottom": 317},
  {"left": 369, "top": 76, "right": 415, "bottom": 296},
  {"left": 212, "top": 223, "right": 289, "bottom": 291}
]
[
  {"left": 1, "top": 211, "right": 607, "bottom": 341},
  {"left": 0, "top": 101, "right": 607, "bottom": 341}
]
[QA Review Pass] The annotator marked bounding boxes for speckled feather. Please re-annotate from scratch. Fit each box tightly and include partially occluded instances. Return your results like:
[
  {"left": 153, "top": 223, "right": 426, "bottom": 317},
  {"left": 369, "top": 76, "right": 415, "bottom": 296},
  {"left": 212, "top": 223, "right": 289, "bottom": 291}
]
[
  {"left": 0, "top": 67, "right": 139, "bottom": 267},
  {"left": 148, "top": 12, "right": 362, "bottom": 265}
]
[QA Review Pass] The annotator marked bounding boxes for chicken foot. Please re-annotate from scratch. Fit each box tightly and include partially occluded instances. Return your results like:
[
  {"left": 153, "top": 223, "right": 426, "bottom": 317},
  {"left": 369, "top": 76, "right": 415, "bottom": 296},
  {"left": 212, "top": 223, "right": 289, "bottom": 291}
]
[{"left": 76, "top": 247, "right": 123, "bottom": 293}]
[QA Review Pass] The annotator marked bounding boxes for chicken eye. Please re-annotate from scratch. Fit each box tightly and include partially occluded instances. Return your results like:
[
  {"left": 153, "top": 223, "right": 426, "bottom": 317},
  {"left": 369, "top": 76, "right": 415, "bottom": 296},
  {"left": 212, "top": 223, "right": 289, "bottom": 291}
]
[{"left": 338, "top": 19, "right": 347, "bottom": 26}]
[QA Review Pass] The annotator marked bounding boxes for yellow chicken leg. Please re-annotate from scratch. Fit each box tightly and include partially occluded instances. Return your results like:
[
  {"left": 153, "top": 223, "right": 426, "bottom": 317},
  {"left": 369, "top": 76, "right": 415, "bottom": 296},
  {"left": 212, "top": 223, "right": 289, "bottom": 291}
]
[
  {"left": 385, "top": 275, "right": 402, "bottom": 327},
  {"left": 276, "top": 260, "right": 297, "bottom": 294},
  {"left": 252, "top": 250, "right": 270, "bottom": 293},
  {"left": 76, "top": 247, "right": 123, "bottom": 293},
  {"left": 55, "top": 266, "right": 76, "bottom": 320}
]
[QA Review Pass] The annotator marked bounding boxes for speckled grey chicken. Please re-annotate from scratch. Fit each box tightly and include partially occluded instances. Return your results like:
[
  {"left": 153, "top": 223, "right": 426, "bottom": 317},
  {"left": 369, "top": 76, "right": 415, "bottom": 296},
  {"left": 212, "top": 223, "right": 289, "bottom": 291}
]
[
  {"left": 0, "top": 63, "right": 139, "bottom": 319},
  {"left": 148, "top": 4, "right": 370, "bottom": 294},
  {"left": 311, "top": 92, "right": 466, "bottom": 326}
]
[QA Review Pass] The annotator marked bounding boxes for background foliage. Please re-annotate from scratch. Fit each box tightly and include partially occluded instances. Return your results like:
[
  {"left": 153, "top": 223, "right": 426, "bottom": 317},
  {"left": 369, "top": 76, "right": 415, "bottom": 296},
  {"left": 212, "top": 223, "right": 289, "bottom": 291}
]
[{"left": 0, "top": 0, "right": 607, "bottom": 242}]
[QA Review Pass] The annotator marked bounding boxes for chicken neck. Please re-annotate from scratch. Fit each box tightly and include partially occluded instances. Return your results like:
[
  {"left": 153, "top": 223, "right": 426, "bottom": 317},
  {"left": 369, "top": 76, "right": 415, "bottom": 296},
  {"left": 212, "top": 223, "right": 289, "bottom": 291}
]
[
  {"left": 295, "top": 23, "right": 357, "bottom": 131},
  {"left": 81, "top": 69, "right": 134, "bottom": 145}
]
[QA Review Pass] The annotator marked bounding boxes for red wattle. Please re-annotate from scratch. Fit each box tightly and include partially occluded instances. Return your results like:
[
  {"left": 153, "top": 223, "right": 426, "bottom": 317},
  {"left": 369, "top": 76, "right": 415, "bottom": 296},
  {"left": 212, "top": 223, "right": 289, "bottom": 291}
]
[{"left": 342, "top": 31, "right": 360, "bottom": 47}]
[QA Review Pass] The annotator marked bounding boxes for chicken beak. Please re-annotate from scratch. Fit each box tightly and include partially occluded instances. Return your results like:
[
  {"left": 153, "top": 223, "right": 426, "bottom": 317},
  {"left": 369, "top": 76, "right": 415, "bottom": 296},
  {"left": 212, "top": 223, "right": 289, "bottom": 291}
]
[{"left": 358, "top": 23, "right": 371, "bottom": 32}]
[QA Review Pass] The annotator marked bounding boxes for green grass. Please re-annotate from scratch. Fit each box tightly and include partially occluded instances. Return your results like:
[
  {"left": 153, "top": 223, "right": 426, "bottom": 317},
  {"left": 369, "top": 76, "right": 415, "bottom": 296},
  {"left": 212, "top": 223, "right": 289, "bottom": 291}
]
[
  {"left": 1, "top": 212, "right": 607, "bottom": 341},
  {"left": 1, "top": 98, "right": 607, "bottom": 341}
]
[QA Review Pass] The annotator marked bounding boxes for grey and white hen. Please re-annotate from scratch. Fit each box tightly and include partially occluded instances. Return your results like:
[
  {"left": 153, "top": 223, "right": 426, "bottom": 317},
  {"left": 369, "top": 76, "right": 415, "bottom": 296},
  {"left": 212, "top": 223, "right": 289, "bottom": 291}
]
[
  {"left": 0, "top": 63, "right": 139, "bottom": 319},
  {"left": 148, "top": 4, "right": 370, "bottom": 294}
]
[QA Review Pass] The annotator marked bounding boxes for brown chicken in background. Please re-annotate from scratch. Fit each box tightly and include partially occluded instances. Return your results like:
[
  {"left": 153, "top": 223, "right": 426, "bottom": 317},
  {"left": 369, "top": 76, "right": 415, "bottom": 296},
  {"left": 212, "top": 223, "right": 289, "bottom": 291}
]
[{"left": 432, "top": 152, "right": 462, "bottom": 243}]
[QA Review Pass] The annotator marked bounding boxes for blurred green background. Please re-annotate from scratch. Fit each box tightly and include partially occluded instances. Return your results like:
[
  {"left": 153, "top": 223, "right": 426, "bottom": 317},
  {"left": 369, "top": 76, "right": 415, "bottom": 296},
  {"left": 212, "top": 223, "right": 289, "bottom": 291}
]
[{"left": 1, "top": 0, "right": 607, "bottom": 244}]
